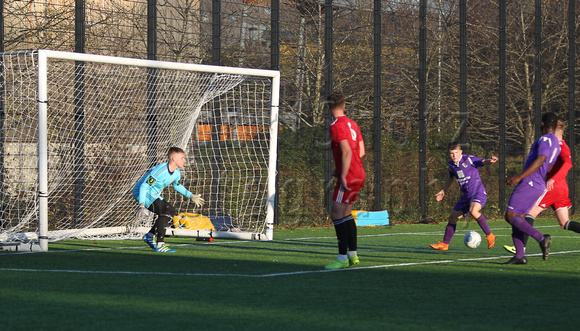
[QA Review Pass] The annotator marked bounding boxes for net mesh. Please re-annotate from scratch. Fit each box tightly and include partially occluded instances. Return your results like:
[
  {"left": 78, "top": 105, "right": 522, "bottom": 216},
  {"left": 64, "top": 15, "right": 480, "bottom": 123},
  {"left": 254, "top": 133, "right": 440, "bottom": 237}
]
[{"left": 0, "top": 51, "right": 275, "bottom": 244}]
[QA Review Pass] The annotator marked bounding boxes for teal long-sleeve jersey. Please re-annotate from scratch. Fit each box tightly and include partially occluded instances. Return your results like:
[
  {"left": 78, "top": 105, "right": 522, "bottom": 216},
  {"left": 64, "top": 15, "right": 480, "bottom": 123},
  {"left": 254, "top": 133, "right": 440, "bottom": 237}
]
[{"left": 132, "top": 162, "right": 192, "bottom": 208}]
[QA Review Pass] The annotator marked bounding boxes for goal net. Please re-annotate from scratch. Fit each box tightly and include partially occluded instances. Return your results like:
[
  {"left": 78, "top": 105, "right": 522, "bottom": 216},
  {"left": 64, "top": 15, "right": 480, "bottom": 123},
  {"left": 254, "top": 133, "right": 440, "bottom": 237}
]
[{"left": 0, "top": 50, "right": 279, "bottom": 251}]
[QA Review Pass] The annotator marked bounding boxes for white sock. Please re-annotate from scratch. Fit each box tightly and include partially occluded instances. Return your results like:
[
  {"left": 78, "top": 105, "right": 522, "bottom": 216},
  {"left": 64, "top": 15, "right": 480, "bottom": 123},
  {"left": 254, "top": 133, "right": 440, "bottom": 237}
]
[
  {"left": 337, "top": 254, "right": 348, "bottom": 261},
  {"left": 348, "top": 251, "right": 357, "bottom": 256}
]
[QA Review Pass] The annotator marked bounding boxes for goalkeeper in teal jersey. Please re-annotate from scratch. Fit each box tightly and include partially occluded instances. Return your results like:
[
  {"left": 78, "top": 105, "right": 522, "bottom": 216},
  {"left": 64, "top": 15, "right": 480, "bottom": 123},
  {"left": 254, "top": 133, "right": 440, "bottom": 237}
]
[{"left": 133, "top": 147, "right": 204, "bottom": 253}]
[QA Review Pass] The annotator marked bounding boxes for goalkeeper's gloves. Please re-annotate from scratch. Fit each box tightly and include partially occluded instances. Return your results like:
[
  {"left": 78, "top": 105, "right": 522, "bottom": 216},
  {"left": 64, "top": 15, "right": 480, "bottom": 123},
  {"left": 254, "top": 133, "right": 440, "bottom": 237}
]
[
  {"left": 136, "top": 203, "right": 152, "bottom": 219},
  {"left": 190, "top": 194, "right": 205, "bottom": 208}
]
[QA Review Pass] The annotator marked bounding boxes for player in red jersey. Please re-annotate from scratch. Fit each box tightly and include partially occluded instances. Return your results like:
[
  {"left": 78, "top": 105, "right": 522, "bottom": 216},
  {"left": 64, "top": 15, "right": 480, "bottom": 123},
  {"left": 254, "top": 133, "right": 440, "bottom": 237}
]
[
  {"left": 504, "top": 119, "right": 580, "bottom": 254},
  {"left": 325, "top": 93, "right": 366, "bottom": 270}
]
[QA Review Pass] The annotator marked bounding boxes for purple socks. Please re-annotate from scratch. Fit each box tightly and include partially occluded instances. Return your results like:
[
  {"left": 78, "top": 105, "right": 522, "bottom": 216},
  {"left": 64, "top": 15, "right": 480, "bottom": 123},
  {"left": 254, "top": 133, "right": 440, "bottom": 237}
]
[
  {"left": 443, "top": 223, "right": 456, "bottom": 244},
  {"left": 476, "top": 214, "right": 491, "bottom": 236}
]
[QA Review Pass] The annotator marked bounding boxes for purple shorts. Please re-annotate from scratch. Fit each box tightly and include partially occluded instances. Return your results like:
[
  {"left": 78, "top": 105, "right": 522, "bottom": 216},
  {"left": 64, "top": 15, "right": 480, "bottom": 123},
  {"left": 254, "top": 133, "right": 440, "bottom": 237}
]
[
  {"left": 507, "top": 181, "right": 544, "bottom": 215},
  {"left": 454, "top": 191, "right": 488, "bottom": 215}
]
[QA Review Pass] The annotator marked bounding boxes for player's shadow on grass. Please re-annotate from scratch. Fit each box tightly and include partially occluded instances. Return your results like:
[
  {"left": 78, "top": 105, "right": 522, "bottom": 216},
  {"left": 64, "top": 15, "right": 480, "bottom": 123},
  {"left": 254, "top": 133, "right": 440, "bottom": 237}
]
[
  {"left": 185, "top": 240, "right": 340, "bottom": 258},
  {"left": 186, "top": 238, "right": 458, "bottom": 263}
]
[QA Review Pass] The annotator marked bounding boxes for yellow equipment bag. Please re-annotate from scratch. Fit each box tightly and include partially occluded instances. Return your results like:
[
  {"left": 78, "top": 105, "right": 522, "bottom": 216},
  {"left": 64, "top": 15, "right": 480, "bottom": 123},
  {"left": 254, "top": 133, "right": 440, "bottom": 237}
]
[{"left": 172, "top": 212, "right": 215, "bottom": 230}]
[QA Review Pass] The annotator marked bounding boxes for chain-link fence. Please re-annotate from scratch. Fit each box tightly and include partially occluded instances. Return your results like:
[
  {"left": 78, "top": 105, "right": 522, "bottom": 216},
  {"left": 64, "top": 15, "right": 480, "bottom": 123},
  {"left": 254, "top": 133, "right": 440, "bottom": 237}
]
[{"left": 2, "top": 0, "right": 579, "bottom": 226}]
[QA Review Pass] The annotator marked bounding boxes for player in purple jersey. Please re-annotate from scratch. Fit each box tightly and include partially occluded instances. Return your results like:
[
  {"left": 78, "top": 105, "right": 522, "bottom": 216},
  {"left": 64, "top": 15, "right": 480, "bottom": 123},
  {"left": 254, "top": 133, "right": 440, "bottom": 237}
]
[
  {"left": 430, "top": 142, "right": 498, "bottom": 250},
  {"left": 504, "top": 119, "right": 580, "bottom": 254},
  {"left": 503, "top": 112, "right": 561, "bottom": 264}
]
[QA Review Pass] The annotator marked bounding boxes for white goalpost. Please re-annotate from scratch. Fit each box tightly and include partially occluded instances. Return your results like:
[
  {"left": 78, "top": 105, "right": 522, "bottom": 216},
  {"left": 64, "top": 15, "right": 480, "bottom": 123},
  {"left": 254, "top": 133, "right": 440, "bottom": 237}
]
[{"left": 0, "top": 50, "right": 279, "bottom": 251}]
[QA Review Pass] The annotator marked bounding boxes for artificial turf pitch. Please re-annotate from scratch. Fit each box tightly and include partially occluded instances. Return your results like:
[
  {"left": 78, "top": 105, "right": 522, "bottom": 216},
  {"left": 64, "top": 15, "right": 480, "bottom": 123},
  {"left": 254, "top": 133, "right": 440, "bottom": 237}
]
[{"left": 2, "top": 217, "right": 580, "bottom": 330}]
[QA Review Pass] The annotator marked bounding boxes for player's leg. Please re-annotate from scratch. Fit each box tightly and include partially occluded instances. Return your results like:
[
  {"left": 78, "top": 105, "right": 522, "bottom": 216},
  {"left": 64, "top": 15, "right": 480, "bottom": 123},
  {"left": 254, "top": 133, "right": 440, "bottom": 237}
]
[
  {"left": 505, "top": 184, "right": 551, "bottom": 260},
  {"left": 326, "top": 180, "right": 362, "bottom": 269},
  {"left": 557, "top": 207, "right": 580, "bottom": 233},
  {"left": 342, "top": 203, "right": 357, "bottom": 254},
  {"left": 141, "top": 203, "right": 158, "bottom": 249},
  {"left": 444, "top": 211, "right": 462, "bottom": 242},
  {"left": 330, "top": 201, "right": 351, "bottom": 255},
  {"left": 524, "top": 190, "right": 549, "bottom": 246},
  {"left": 507, "top": 210, "right": 551, "bottom": 260},
  {"left": 503, "top": 213, "right": 534, "bottom": 254},
  {"left": 550, "top": 192, "right": 580, "bottom": 233},
  {"left": 150, "top": 199, "right": 177, "bottom": 253},
  {"left": 343, "top": 179, "right": 364, "bottom": 266},
  {"left": 563, "top": 219, "right": 580, "bottom": 233},
  {"left": 469, "top": 198, "right": 495, "bottom": 249},
  {"left": 430, "top": 197, "right": 470, "bottom": 250},
  {"left": 522, "top": 214, "right": 535, "bottom": 247},
  {"left": 503, "top": 224, "right": 528, "bottom": 265},
  {"left": 327, "top": 201, "right": 351, "bottom": 269},
  {"left": 506, "top": 211, "right": 544, "bottom": 243},
  {"left": 469, "top": 201, "right": 487, "bottom": 232},
  {"left": 430, "top": 209, "right": 462, "bottom": 250},
  {"left": 504, "top": 199, "right": 543, "bottom": 254},
  {"left": 344, "top": 203, "right": 360, "bottom": 266},
  {"left": 527, "top": 204, "right": 543, "bottom": 219}
]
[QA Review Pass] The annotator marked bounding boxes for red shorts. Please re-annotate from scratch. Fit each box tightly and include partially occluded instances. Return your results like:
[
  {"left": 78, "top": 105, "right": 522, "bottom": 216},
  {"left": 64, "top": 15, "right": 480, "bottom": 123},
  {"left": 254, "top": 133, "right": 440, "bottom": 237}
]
[
  {"left": 332, "top": 178, "right": 365, "bottom": 205},
  {"left": 536, "top": 188, "right": 572, "bottom": 211}
]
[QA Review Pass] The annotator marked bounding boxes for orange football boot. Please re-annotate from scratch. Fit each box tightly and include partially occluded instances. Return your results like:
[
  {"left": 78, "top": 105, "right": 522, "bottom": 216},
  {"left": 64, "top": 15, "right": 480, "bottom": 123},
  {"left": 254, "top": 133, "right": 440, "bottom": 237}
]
[
  {"left": 429, "top": 241, "right": 449, "bottom": 250},
  {"left": 486, "top": 233, "right": 496, "bottom": 249}
]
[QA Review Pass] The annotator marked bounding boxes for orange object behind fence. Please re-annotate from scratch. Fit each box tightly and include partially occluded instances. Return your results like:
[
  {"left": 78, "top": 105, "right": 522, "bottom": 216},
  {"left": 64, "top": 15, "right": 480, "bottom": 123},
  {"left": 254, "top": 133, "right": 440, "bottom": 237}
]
[
  {"left": 197, "top": 124, "right": 212, "bottom": 141},
  {"left": 197, "top": 124, "right": 230, "bottom": 141},
  {"left": 236, "top": 125, "right": 261, "bottom": 141},
  {"left": 219, "top": 125, "right": 230, "bottom": 140}
]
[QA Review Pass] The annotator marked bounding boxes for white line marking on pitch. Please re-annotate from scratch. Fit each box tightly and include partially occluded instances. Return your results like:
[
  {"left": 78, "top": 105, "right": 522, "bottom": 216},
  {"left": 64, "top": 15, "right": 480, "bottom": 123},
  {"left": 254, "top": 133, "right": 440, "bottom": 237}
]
[
  {"left": 1, "top": 225, "right": 576, "bottom": 277},
  {"left": 2, "top": 250, "right": 580, "bottom": 278},
  {"left": 0, "top": 224, "right": 564, "bottom": 256}
]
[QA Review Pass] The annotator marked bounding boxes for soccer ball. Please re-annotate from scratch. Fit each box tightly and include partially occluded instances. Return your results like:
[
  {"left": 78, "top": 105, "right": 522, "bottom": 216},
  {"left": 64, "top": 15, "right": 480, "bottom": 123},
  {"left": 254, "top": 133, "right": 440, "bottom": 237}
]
[{"left": 464, "top": 230, "right": 481, "bottom": 249}]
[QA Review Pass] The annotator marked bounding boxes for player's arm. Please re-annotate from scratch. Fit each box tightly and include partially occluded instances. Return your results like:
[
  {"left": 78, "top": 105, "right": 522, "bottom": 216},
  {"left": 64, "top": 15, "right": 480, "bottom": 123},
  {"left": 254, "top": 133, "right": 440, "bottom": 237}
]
[
  {"left": 359, "top": 140, "right": 365, "bottom": 158},
  {"left": 172, "top": 176, "right": 205, "bottom": 207},
  {"left": 549, "top": 150, "right": 572, "bottom": 183},
  {"left": 137, "top": 182, "right": 147, "bottom": 205},
  {"left": 172, "top": 180, "right": 192, "bottom": 199},
  {"left": 507, "top": 155, "right": 547, "bottom": 186},
  {"left": 339, "top": 139, "right": 353, "bottom": 191},
  {"left": 436, "top": 174, "right": 454, "bottom": 201},
  {"left": 138, "top": 174, "right": 155, "bottom": 205},
  {"left": 482, "top": 156, "right": 498, "bottom": 166},
  {"left": 135, "top": 172, "right": 154, "bottom": 218},
  {"left": 545, "top": 148, "right": 572, "bottom": 190}
]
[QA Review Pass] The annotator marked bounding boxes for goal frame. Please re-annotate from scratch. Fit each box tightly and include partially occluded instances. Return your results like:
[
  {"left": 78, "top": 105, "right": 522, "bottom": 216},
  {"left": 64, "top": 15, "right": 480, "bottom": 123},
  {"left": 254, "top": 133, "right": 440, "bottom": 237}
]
[{"left": 28, "top": 50, "right": 279, "bottom": 251}]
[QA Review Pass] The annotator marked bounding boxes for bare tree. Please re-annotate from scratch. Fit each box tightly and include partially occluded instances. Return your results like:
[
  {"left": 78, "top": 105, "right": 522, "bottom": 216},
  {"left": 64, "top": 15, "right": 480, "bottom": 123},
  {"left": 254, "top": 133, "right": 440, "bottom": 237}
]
[
  {"left": 279, "top": 0, "right": 327, "bottom": 126},
  {"left": 157, "top": 0, "right": 203, "bottom": 62},
  {"left": 427, "top": 0, "right": 575, "bottom": 153},
  {"left": 3, "top": 0, "right": 75, "bottom": 51}
]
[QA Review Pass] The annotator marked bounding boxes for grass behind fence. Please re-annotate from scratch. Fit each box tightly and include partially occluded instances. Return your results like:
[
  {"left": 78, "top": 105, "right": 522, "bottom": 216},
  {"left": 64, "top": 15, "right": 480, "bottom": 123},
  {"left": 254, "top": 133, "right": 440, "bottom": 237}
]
[{"left": 2, "top": 218, "right": 580, "bottom": 330}]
